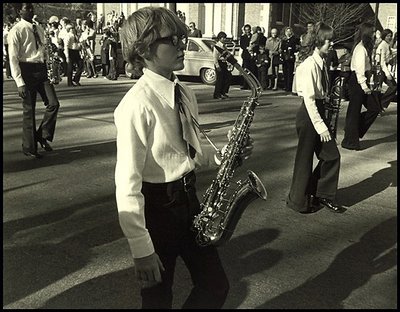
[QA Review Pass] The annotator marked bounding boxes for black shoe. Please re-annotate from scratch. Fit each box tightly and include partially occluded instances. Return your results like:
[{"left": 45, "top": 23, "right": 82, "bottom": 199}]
[
  {"left": 72, "top": 81, "right": 81, "bottom": 86},
  {"left": 221, "top": 94, "right": 229, "bottom": 99},
  {"left": 319, "top": 198, "right": 347, "bottom": 213},
  {"left": 341, "top": 142, "right": 360, "bottom": 151},
  {"left": 39, "top": 139, "right": 53, "bottom": 151},
  {"left": 23, "top": 151, "right": 43, "bottom": 159}
]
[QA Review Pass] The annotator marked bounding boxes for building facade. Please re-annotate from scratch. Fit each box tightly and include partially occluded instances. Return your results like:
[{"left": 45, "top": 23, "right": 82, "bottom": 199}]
[{"left": 97, "top": 3, "right": 397, "bottom": 39}]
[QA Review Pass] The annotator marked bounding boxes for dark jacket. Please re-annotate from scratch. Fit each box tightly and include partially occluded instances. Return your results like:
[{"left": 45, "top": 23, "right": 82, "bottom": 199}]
[
  {"left": 281, "top": 35, "right": 299, "bottom": 62},
  {"left": 240, "top": 33, "right": 252, "bottom": 60}
]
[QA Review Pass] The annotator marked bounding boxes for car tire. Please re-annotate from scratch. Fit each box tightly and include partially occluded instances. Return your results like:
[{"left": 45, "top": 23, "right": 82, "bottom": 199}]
[{"left": 200, "top": 68, "right": 216, "bottom": 85}]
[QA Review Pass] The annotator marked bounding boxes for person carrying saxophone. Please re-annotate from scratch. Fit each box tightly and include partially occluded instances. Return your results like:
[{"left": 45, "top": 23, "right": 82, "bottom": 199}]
[
  {"left": 114, "top": 7, "right": 253, "bottom": 309},
  {"left": 286, "top": 22, "right": 346, "bottom": 214}
]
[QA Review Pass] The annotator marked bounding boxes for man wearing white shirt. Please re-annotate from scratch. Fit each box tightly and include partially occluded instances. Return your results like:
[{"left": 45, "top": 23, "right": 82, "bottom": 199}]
[
  {"left": 64, "top": 24, "right": 83, "bottom": 86},
  {"left": 8, "top": 3, "right": 60, "bottom": 158},
  {"left": 376, "top": 28, "right": 397, "bottom": 110},
  {"left": 287, "top": 22, "right": 345, "bottom": 214},
  {"left": 342, "top": 22, "right": 379, "bottom": 151},
  {"left": 115, "top": 6, "right": 254, "bottom": 309}
]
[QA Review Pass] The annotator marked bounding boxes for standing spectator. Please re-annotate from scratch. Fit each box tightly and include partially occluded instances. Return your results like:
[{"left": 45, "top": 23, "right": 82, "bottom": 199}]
[
  {"left": 302, "top": 21, "right": 315, "bottom": 47},
  {"left": 389, "top": 32, "right": 397, "bottom": 78},
  {"left": 326, "top": 41, "right": 339, "bottom": 91},
  {"left": 107, "top": 32, "right": 118, "bottom": 80},
  {"left": 8, "top": 3, "right": 60, "bottom": 158},
  {"left": 188, "top": 22, "right": 202, "bottom": 38},
  {"left": 255, "top": 45, "right": 270, "bottom": 90},
  {"left": 341, "top": 22, "right": 378, "bottom": 151},
  {"left": 100, "top": 29, "right": 111, "bottom": 77},
  {"left": 265, "top": 27, "right": 281, "bottom": 90},
  {"left": 376, "top": 29, "right": 397, "bottom": 111},
  {"left": 213, "top": 31, "right": 231, "bottom": 99},
  {"left": 58, "top": 17, "right": 70, "bottom": 76},
  {"left": 3, "top": 23, "right": 12, "bottom": 79},
  {"left": 97, "top": 13, "right": 104, "bottom": 34},
  {"left": 64, "top": 24, "right": 84, "bottom": 86},
  {"left": 281, "top": 26, "right": 299, "bottom": 92},
  {"left": 239, "top": 24, "right": 254, "bottom": 89},
  {"left": 80, "top": 20, "right": 97, "bottom": 78},
  {"left": 249, "top": 26, "right": 267, "bottom": 60}
]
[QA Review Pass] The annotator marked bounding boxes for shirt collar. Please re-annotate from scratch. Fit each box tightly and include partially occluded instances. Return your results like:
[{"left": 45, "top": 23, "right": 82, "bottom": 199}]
[
  {"left": 142, "top": 68, "right": 180, "bottom": 109},
  {"left": 312, "top": 50, "right": 325, "bottom": 70},
  {"left": 20, "top": 18, "right": 34, "bottom": 29}
]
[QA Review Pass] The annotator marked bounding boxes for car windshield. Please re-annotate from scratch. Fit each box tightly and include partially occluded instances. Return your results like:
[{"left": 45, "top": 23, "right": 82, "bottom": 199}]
[{"left": 203, "top": 39, "right": 216, "bottom": 51}]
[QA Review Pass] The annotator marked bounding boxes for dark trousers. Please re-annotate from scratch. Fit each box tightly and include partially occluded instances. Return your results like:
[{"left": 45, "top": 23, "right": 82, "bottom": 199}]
[
  {"left": 57, "top": 48, "right": 68, "bottom": 76},
  {"left": 342, "top": 72, "right": 380, "bottom": 149},
  {"left": 381, "top": 75, "right": 397, "bottom": 109},
  {"left": 257, "top": 65, "right": 268, "bottom": 90},
  {"left": 19, "top": 62, "right": 60, "bottom": 153},
  {"left": 102, "top": 63, "right": 109, "bottom": 76},
  {"left": 4, "top": 44, "right": 11, "bottom": 77},
  {"left": 214, "top": 62, "right": 231, "bottom": 98},
  {"left": 140, "top": 173, "right": 229, "bottom": 309},
  {"left": 242, "top": 57, "right": 256, "bottom": 89},
  {"left": 283, "top": 60, "right": 295, "bottom": 91},
  {"left": 107, "top": 59, "right": 118, "bottom": 80},
  {"left": 287, "top": 100, "right": 340, "bottom": 213},
  {"left": 67, "top": 49, "right": 84, "bottom": 85}
]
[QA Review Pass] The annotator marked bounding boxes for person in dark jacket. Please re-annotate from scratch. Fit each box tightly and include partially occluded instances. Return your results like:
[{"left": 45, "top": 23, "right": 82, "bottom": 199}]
[
  {"left": 100, "top": 29, "right": 111, "bottom": 77},
  {"left": 281, "top": 26, "right": 300, "bottom": 92},
  {"left": 255, "top": 45, "right": 270, "bottom": 90},
  {"left": 239, "top": 24, "right": 256, "bottom": 89},
  {"left": 106, "top": 32, "right": 118, "bottom": 80}
]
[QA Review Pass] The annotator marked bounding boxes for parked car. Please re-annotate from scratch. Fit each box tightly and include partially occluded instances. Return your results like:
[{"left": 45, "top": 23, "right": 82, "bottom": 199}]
[
  {"left": 174, "top": 37, "right": 242, "bottom": 85},
  {"left": 117, "top": 37, "right": 242, "bottom": 84}
]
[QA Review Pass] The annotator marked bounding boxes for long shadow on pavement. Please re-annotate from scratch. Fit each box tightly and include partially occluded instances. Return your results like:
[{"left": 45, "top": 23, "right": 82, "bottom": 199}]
[
  {"left": 3, "top": 141, "right": 116, "bottom": 174},
  {"left": 36, "top": 228, "right": 281, "bottom": 309},
  {"left": 222, "top": 228, "right": 282, "bottom": 308},
  {"left": 256, "top": 216, "right": 397, "bottom": 309},
  {"left": 359, "top": 133, "right": 397, "bottom": 151},
  {"left": 337, "top": 160, "right": 397, "bottom": 207},
  {"left": 3, "top": 195, "right": 123, "bottom": 306}
]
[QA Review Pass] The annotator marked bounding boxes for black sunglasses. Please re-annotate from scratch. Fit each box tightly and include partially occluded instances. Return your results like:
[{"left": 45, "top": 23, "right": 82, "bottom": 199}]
[{"left": 152, "top": 34, "right": 188, "bottom": 47}]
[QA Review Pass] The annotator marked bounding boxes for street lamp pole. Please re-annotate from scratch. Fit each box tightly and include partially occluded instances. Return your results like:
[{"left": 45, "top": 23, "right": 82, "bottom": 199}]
[
  {"left": 168, "top": 3, "right": 177, "bottom": 14},
  {"left": 374, "top": 3, "right": 380, "bottom": 29}
]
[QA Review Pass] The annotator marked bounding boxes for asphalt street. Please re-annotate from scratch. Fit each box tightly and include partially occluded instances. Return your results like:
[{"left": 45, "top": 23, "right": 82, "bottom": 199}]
[{"left": 3, "top": 74, "right": 397, "bottom": 309}]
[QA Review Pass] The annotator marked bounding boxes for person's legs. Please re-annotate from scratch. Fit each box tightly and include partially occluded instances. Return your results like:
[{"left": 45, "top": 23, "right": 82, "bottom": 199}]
[
  {"left": 36, "top": 81, "right": 60, "bottom": 143},
  {"left": 287, "top": 102, "right": 319, "bottom": 212},
  {"left": 21, "top": 86, "right": 38, "bottom": 153},
  {"left": 341, "top": 73, "right": 364, "bottom": 149}
]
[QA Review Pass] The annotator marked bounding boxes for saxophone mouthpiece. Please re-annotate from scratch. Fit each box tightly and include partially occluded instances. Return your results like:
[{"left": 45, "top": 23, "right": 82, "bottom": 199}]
[{"left": 214, "top": 45, "right": 238, "bottom": 66}]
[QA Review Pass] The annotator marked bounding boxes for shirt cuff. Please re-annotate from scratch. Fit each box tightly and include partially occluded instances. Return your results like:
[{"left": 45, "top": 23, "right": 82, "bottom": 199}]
[
  {"left": 360, "top": 81, "right": 369, "bottom": 91},
  {"left": 313, "top": 120, "right": 329, "bottom": 135},
  {"left": 127, "top": 234, "right": 155, "bottom": 259},
  {"left": 15, "top": 77, "right": 25, "bottom": 88}
]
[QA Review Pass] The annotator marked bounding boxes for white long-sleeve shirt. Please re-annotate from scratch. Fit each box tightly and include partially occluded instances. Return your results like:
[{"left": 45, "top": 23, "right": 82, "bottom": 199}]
[
  {"left": 376, "top": 40, "right": 392, "bottom": 79},
  {"left": 114, "top": 68, "right": 218, "bottom": 259},
  {"left": 351, "top": 41, "right": 372, "bottom": 90},
  {"left": 8, "top": 18, "right": 46, "bottom": 87},
  {"left": 295, "top": 50, "right": 329, "bottom": 135}
]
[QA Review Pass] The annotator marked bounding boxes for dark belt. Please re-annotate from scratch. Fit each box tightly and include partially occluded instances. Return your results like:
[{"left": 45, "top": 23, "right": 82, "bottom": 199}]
[
  {"left": 142, "top": 171, "right": 196, "bottom": 194},
  {"left": 19, "top": 61, "right": 46, "bottom": 71}
]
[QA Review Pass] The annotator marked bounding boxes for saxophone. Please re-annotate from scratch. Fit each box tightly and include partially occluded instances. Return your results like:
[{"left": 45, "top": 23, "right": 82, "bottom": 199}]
[
  {"left": 44, "top": 29, "right": 62, "bottom": 85},
  {"left": 324, "top": 72, "right": 344, "bottom": 140},
  {"left": 192, "top": 45, "right": 267, "bottom": 247}
]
